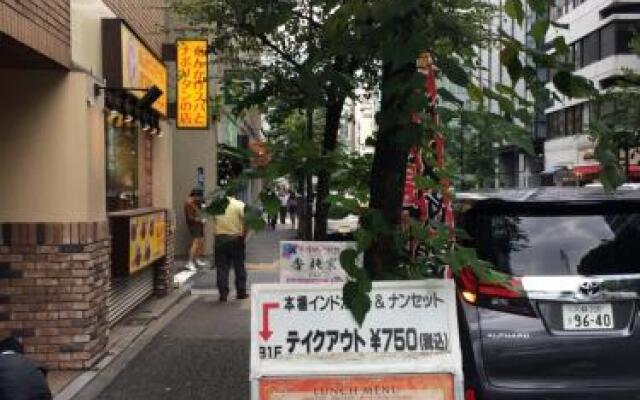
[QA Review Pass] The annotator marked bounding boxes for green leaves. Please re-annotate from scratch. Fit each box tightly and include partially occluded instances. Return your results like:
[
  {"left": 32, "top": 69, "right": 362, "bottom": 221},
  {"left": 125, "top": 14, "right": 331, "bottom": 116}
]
[
  {"left": 553, "top": 70, "right": 596, "bottom": 98},
  {"left": 245, "top": 207, "right": 267, "bottom": 231},
  {"left": 339, "top": 248, "right": 360, "bottom": 277},
  {"left": 505, "top": 0, "right": 524, "bottom": 24},
  {"left": 528, "top": 0, "right": 549, "bottom": 15},
  {"left": 340, "top": 246, "right": 371, "bottom": 326},
  {"left": 553, "top": 37, "right": 570, "bottom": 55},
  {"left": 259, "top": 191, "right": 280, "bottom": 218},
  {"left": 500, "top": 43, "right": 522, "bottom": 84},
  {"left": 343, "top": 280, "right": 371, "bottom": 327},
  {"left": 438, "top": 57, "right": 470, "bottom": 87},
  {"left": 438, "top": 88, "right": 464, "bottom": 106},
  {"left": 529, "top": 19, "right": 549, "bottom": 46},
  {"left": 205, "top": 196, "right": 229, "bottom": 216},
  {"left": 467, "top": 84, "right": 484, "bottom": 103}
]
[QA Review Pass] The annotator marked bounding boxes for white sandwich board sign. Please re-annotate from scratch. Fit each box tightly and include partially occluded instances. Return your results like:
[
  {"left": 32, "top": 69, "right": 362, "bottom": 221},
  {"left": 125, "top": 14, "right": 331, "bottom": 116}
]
[
  {"left": 250, "top": 280, "right": 463, "bottom": 400},
  {"left": 279, "top": 241, "right": 360, "bottom": 284}
]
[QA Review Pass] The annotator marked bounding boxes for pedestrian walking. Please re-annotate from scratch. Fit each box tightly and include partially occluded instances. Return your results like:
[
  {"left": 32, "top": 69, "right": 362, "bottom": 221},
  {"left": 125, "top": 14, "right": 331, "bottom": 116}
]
[
  {"left": 287, "top": 189, "right": 298, "bottom": 228},
  {"left": 184, "top": 189, "right": 207, "bottom": 271},
  {"left": 264, "top": 187, "right": 277, "bottom": 229},
  {"left": 0, "top": 336, "right": 52, "bottom": 400},
  {"left": 213, "top": 196, "right": 248, "bottom": 302},
  {"left": 277, "top": 189, "right": 289, "bottom": 225}
]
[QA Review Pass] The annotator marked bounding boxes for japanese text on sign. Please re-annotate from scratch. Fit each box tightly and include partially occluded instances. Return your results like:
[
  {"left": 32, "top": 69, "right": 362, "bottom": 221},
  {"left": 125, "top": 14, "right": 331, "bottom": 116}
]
[
  {"left": 177, "top": 39, "right": 208, "bottom": 129},
  {"left": 280, "top": 241, "right": 359, "bottom": 283},
  {"left": 250, "top": 281, "right": 463, "bottom": 400},
  {"left": 252, "top": 281, "right": 457, "bottom": 363}
]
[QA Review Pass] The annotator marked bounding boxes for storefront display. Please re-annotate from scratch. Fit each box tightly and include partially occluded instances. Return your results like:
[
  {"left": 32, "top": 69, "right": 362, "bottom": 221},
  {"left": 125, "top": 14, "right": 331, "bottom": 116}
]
[
  {"left": 106, "top": 122, "right": 139, "bottom": 211},
  {"left": 102, "top": 18, "right": 170, "bottom": 327}
]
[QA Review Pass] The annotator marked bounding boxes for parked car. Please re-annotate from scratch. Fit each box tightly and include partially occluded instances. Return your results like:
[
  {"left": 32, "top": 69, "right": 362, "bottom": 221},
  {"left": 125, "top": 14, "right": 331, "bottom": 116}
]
[
  {"left": 455, "top": 187, "right": 640, "bottom": 400},
  {"left": 326, "top": 214, "right": 359, "bottom": 241}
]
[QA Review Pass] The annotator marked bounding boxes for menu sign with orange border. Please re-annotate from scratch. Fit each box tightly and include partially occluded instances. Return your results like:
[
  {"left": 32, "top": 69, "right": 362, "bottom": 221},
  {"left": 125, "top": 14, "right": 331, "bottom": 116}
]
[
  {"left": 176, "top": 39, "right": 209, "bottom": 129},
  {"left": 260, "top": 374, "right": 454, "bottom": 400},
  {"left": 250, "top": 281, "right": 464, "bottom": 399}
]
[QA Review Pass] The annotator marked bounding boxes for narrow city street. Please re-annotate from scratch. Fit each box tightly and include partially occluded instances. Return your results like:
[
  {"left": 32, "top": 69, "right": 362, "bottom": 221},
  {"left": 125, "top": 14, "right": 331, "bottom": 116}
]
[{"left": 72, "top": 227, "right": 295, "bottom": 400}]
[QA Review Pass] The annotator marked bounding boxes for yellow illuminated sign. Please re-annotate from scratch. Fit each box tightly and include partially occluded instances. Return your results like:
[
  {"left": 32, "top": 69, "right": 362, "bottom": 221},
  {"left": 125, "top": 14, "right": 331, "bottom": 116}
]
[
  {"left": 129, "top": 211, "right": 166, "bottom": 274},
  {"left": 121, "top": 25, "right": 168, "bottom": 116},
  {"left": 177, "top": 39, "right": 209, "bottom": 129}
]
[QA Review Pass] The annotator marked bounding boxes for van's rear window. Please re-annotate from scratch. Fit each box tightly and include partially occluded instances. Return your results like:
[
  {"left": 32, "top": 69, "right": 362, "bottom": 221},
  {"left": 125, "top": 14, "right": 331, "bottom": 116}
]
[{"left": 475, "top": 213, "right": 640, "bottom": 276}]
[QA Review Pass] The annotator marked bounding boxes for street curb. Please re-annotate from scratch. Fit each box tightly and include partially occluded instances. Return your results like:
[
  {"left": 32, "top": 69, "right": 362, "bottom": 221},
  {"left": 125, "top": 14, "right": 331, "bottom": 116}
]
[{"left": 54, "top": 288, "right": 191, "bottom": 400}]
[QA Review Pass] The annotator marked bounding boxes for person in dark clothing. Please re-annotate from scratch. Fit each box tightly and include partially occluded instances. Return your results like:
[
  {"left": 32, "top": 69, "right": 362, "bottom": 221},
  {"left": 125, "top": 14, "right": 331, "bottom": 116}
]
[
  {"left": 213, "top": 196, "right": 248, "bottom": 302},
  {"left": 287, "top": 190, "right": 298, "bottom": 228},
  {"left": 184, "top": 189, "right": 207, "bottom": 271},
  {"left": 0, "top": 336, "right": 51, "bottom": 400}
]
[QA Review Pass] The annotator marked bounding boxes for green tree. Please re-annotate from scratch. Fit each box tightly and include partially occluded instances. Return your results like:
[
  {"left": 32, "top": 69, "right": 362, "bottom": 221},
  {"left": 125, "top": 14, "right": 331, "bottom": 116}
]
[
  {"left": 174, "top": 0, "right": 593, "bottom": 323},
  {"left": 588, "top": 62, "right": 640, "bottom": 190}
]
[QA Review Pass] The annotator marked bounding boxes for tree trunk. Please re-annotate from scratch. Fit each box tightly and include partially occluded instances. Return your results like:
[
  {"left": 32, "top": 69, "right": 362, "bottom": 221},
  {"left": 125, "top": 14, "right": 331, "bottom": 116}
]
[
  {"left": 314, "top": 94, "right": 347, "bottom": 240},
  {"left": 303, "top": 107, "right": 314, "bottom": 240},
  {"left": 365, "top": 60, "right": 417, "bottom": 279}
]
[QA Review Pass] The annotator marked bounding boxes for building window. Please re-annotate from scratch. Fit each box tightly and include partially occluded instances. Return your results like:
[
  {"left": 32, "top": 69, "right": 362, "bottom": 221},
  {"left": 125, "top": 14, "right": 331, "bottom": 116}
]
[
  {"left": 616, "top": 22, "right": 638, "bottom": 54},
  {"left": 600, "top": 23, "right": 616, "bottom": 59},
  {"left": 106, "top": 121, "right": 139, "bottom": 212},
  {"left": 574, "top": 41, "right": 582, "bottom": 70},
  {"left": 582, "top": 102, "right": 590, "bottom": 130},
  {"left": 573, "top": 103, "right": 583, "bottom": 134},
  {"left": 566, "top": 106, "right": 575, "bottom": 135},
  {"left": 570, "top": 20, "right": 640, "bottom": 70},
  {"left": 582, "top": 31, "right": 600, "bottom": 66}
]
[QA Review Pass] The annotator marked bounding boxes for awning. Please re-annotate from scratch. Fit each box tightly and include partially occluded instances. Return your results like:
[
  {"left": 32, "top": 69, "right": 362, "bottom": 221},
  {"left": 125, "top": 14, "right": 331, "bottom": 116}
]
[
  {"left": 573, "top": 164, "right": 601, "bottom": 176},
  {"left": 573, "top": 164, "right": 640, "bottom": 178}
]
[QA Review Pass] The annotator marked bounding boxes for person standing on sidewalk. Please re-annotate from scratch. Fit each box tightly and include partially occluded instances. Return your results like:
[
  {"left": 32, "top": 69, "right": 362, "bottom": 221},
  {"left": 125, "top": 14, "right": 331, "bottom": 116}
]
[
  {"left": 213, "top": 196, "right": 248, "bottom": 302},
  {"left": 184, "top": 189, "right": 207, "bottom": 271},
  {"left": 277, "top": 188, "right": 289, "bottom": 225},
  {"left": 287, "top": 189, "right": 298, "bottom": 228}
]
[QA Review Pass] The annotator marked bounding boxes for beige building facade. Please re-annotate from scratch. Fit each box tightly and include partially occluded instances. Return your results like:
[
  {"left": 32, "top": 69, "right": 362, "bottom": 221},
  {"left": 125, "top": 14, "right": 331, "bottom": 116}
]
[{"left": 0, "top": 0, "right": 174, "bottom": 370}]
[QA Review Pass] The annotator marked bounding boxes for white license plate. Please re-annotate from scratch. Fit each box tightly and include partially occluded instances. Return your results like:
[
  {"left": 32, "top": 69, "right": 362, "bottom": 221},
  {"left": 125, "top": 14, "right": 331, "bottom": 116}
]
[{"left": 562, "top": 303, "right": 614, "bottom": 330}]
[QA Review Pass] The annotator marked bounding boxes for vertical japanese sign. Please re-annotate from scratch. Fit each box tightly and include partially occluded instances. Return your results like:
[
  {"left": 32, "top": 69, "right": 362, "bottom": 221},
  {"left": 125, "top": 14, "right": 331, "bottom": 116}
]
[
  {"left": 176, "top": 39, "right": 208, "bottom": 129},
  {"left": 250, "top": 281, "right": 463, "bottom": 400},
  {"left": 280, "top": 241, "right": 360, "bottom": 284}
]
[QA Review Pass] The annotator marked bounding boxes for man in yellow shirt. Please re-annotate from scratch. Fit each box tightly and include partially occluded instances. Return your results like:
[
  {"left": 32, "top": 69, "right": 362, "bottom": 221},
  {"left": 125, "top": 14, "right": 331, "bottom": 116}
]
[{"left": 213, "top": 196, "right": 248, "bottom": 302}]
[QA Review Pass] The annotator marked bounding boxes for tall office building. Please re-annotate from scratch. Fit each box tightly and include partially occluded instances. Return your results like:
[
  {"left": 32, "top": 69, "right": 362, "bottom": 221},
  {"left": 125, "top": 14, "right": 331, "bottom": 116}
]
[
  {"left": 473, "top": 0, "right": 543, "bottom": 188},
  {"left": 544, "top": 0, "right": 640, "bottom": 181}
]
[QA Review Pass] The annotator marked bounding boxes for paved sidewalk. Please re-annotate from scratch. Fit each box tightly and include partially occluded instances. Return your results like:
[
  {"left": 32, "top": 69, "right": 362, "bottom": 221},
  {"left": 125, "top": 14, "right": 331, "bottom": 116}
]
[
  {"left": 190, "top": 225, "right": 296, "bottom": 292},
  {"left": 70, "top": 226, "right": 295, "bottom": 400}
]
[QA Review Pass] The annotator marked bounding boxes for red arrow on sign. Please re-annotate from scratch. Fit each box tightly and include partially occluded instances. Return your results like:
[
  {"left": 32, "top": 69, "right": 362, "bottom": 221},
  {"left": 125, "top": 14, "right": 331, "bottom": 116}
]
[{"left": 259, "top": 302, "right": 280, "bottom": 341}]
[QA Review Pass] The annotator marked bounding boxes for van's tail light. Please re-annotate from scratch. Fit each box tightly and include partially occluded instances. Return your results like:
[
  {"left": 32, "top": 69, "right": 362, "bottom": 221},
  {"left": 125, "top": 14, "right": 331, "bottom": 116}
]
[
  {"left": 458, "top": 267, "right": 534, "bottom": 316},
  {"left": 464, "top": 387, "right": 477, "bottom": 400},
  {"left": 458, "top": 267, "right": 523, "bottom": 304}
]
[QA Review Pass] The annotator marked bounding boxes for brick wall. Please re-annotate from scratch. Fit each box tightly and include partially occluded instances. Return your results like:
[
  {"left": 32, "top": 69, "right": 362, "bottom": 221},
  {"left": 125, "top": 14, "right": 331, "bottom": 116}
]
[
  {"left": 104, "top": 0, "right": 166, "bottom": 58},
  {"left": 0, "top": 222, "right": 110, "bottom": 370},
  {"left": 0, "top": 0, "right": 70, "bottom": 67}
]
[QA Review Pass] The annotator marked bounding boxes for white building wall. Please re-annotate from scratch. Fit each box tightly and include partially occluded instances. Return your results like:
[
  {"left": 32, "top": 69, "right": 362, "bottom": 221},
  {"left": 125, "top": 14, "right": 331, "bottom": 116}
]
[{"left": 544, "top": 1, "right": 640, "bottom": 171}]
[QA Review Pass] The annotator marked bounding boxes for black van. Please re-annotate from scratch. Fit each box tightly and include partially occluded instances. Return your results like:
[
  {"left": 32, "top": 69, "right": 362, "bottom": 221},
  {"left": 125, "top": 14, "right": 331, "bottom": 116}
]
[{"left": 455, "top": 187, "right": 640, "bottom": 400}]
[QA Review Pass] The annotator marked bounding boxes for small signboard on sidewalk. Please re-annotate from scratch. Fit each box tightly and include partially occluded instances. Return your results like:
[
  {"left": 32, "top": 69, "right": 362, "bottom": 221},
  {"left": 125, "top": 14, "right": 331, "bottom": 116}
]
[
  {"left": 250, "top": 280, "right": 463, "bottom": 399},
  {"left": 279, "top": 241, "right": 359, "bottom": 284}
]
